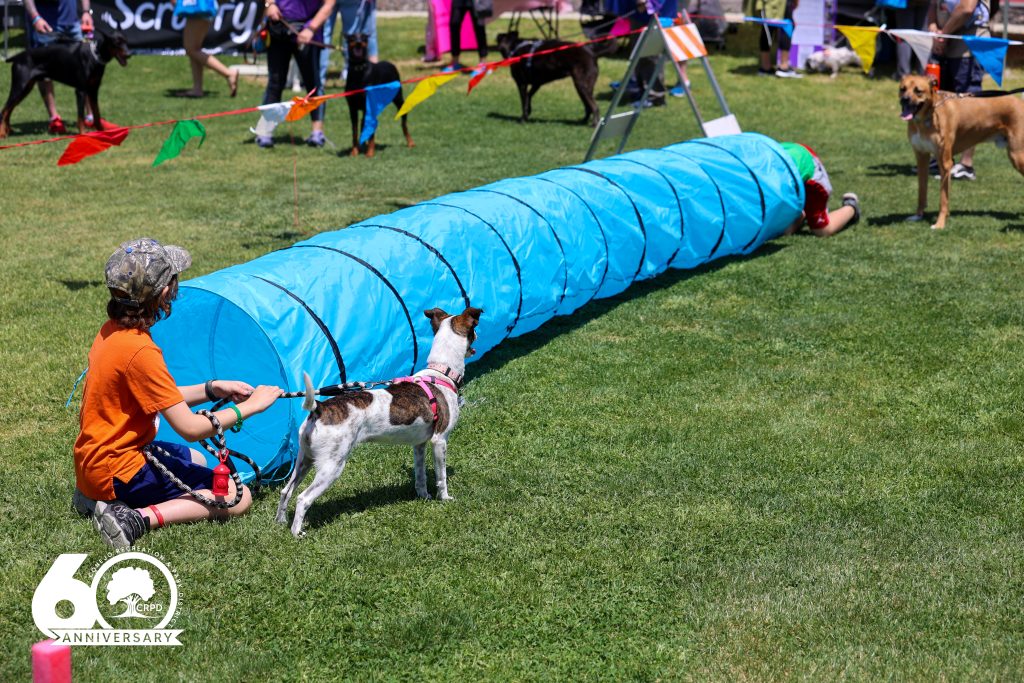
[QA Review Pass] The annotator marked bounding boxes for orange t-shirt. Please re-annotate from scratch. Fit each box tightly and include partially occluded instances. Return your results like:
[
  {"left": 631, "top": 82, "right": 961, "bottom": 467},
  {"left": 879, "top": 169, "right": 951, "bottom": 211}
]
[{"left": 73, "top": 320, "right": 185, "bottom": 500}]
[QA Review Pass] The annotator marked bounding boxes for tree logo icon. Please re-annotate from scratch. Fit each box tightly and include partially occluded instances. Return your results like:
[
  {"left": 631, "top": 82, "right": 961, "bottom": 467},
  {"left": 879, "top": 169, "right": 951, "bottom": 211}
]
[{"left": 105, "top": 566, "right": 159, "bottom": 619}]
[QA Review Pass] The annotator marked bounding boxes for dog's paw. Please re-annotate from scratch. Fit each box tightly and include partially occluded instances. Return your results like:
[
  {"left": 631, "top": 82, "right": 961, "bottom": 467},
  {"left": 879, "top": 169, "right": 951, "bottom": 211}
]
[
  {"left": 416, "top": 490, "right": 432, "bottom": 500},
  {"left": 930, "top": 223, "right": 945, "bottom": 230},
  {"left": 905, "top": 213, "right": 926, "bottom": 222},
  {"left": 292, "top": 528, "right": 307, "bottom": 539},
  {"left": 437, "top": 493, "right": 455, "bottom": 502},
  {"left": 275, "top": 513, "right": 289, "bottom": 525}
]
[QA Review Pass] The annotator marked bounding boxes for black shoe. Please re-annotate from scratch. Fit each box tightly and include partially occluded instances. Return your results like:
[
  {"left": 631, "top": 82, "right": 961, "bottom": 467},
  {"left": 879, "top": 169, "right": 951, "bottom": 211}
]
[
  {"left": 94, "top": 500, "right": 148, "bottom": 548},
  {"left": 842, "top": 192, "right": 861, "bottom": 226}
]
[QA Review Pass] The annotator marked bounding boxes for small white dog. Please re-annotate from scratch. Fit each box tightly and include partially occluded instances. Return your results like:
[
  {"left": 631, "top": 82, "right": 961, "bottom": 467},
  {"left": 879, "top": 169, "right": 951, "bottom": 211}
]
[
  {"left": 276, "top": 306, "right": 482, "bottom": 537},
  {"left": 804, "top": 47, "right": 861, "bottom": 78}
]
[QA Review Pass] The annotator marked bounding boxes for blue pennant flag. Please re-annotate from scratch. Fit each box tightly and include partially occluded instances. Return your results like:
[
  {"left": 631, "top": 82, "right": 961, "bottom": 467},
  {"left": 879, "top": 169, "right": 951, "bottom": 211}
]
[
  {"left": 360, "top": 81, "right": 401, "bottom": 145},
  {"left": 962, "top": 35, "right": 1008, "bottom": 86},
  {"left": 744, "top": 16, "right": 794, "bottom": 38}
]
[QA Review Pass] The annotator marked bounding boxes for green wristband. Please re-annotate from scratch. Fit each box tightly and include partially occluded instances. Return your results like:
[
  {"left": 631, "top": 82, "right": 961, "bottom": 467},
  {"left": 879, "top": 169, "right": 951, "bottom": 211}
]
[{"left": 228, "top": 404, "right": 243, "bottom": 433}]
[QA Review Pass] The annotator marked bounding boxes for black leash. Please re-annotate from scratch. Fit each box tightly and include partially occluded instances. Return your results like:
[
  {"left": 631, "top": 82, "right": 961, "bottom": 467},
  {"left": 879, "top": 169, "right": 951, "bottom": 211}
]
[
  {"left": 972, "top": 87, "right": 1024, "bottom": 98},
  {"left": 143, "top": 400, "right": 262, "bottom": 509},
  {"left": 280, "top": 378, "right": 395, "bottom": 399}
]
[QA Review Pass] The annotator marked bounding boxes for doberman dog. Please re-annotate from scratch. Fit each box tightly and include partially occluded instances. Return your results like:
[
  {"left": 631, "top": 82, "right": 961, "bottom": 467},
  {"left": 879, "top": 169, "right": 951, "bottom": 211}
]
[
  {"left": 496, "top": 30, "right": 599, "bottom": 126},
  {"left": 344, "top": 33, "right": 413, "bottom": 157},
  {"left": 0, "top": 28, "right": 130, "bottom": 138}
]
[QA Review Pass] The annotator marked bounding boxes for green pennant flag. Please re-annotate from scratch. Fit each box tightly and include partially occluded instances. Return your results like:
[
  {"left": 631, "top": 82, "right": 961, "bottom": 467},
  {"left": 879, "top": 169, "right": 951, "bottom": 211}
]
[{"left": 153, "top": 119, "right": 206, "bottom": 167}]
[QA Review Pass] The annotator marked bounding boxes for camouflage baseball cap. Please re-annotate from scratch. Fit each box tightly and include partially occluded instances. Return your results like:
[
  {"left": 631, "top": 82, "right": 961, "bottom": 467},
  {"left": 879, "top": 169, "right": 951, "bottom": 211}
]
[{"left": 105, "top": 237, "right": 191, "bottom": 306}]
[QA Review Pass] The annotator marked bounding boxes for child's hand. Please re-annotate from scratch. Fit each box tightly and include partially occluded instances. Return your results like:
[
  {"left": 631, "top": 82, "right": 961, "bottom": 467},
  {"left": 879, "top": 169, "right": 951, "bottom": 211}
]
[
  {"left": 243, "top": 385, "right": 284, "bottom": 414},
  {"left": 216, "top": 380, "right": 255, "bottom": 403}
]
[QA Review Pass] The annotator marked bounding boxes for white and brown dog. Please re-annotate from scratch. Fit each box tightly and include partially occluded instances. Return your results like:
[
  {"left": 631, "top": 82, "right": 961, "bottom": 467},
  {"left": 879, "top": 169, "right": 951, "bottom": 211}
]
[{"left": 276, "top": 306, "right": 482, "bottom": 537}]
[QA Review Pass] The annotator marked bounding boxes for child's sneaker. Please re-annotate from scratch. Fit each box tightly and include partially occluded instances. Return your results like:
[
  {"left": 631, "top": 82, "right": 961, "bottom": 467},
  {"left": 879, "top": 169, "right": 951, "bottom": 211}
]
[
  {"left": 842, "top": 192, "right": 861, "bottom": 226},
  {"left": 72, "top": 488, "right": 97, "bottom": 518},
  {"left": 775, "top": 68, "right": 804, "bottom": 78},
  {"left": 48, "top": 116, "right": 67, "bottom": 134},
  {"left": 669, "top": 82, "right": 690, "bottom": 97},
  {"left": 94, "top": 500, "right": 148, "bottom": 548},
  {"left": 441, "top": 62, "right": 464, "bottom": 73},
  {"left": 305, "top": 130, "right": 326, "bottom": 147}
]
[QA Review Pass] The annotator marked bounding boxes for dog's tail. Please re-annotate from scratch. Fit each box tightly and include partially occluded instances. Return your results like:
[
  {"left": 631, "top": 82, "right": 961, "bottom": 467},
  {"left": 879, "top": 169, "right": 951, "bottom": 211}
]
[{"left": 302, "top": 372, "right": 318, "bottom": 412}]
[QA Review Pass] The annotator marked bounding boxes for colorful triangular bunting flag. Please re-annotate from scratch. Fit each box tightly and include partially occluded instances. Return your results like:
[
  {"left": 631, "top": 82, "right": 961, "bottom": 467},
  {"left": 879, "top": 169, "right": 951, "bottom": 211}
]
[
  {"left": 58, "top": 127, "right": 130, "bottom": 166},
  {"left": 962, "top": 35, "right": 1008, "bottom": 86},
  {"left": 153, "top": 119, "right": 206, "bottom": 166},
  {"left": 395, "top": 73, "right": 458, "bottom": 119},
  {"left": 836, "top": 25, "right": 879, "bottom": 73},
  {"left": 360, "top": 81, "right": 401, "bottom": 144}
]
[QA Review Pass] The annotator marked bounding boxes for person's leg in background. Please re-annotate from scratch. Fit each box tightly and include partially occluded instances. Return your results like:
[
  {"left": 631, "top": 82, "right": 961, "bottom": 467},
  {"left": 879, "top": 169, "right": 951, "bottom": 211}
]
[
  {"left": 447, "top": 0, "right": 470, "bottom": 69},
  {"left": 295, "top": 43, "right": 326, "bottom": 145},
  {"left": 319, "top": 2, "right": 342, "bottom": 87}
]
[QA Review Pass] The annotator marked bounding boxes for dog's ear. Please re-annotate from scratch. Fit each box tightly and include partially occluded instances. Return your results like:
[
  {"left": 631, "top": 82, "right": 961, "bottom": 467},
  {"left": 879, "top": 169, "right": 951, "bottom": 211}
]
[
  {"left": 460, "top": 307, "right": 483, "bottom": 329},
  {"left": 424, "top": 307, "right": 450, "bottom": 334}
]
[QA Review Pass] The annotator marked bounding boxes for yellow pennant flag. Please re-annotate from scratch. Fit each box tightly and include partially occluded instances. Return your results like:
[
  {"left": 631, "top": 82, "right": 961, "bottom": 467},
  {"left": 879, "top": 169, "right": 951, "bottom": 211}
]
[
  {"left": 836, "top": 25, "right": 879, "bottom": 73},
  {"left": 394, "top": 73, "right": 459, "bottom": 120}
]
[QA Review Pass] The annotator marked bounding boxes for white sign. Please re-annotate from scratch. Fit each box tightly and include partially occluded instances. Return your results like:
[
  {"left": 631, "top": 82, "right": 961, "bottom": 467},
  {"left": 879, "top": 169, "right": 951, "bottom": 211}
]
[{"left": 32, "top": 552, "right": 183, "bottom": 646}]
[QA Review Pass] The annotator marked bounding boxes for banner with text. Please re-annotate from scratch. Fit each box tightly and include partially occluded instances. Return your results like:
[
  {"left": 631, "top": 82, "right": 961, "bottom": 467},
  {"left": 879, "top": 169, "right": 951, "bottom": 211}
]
[{"left": 93, "top": 0, "right": 262, "bottom": 54}]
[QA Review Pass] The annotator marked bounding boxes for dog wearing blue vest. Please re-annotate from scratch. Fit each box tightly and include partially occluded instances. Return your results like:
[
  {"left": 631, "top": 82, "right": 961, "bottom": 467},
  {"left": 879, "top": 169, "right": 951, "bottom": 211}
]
[{"left": 276, "top": 306, "right": 482, "bottom": 537}]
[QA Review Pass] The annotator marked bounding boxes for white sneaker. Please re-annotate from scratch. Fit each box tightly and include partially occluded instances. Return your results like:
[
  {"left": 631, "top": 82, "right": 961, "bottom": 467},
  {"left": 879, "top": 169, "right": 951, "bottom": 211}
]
[
  {"left": 775, "top": 68, "right": 804, "bottom": 79},
  {"left": 951, "top": 163, "right": 976, "bottom": 180}
]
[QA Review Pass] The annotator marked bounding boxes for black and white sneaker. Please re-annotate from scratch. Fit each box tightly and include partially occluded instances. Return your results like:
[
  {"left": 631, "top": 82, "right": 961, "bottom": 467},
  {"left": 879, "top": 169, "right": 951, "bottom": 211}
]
[
  {"left": 951, "top": 162, "right": 976, "bottom": 180},
  {"left": 929, "top": 158, "right": 940, "bottom": 179},
  {"left": 94, "top": 500, "right": 148, "bottom": 548},
  {"left": 842, "top": 192, "right": 861, "bottom": 226}
]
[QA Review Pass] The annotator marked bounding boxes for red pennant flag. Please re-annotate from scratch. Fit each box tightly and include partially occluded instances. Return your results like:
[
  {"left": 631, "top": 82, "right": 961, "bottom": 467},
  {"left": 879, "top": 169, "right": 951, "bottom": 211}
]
[
  {"left": 57, "top": 127, "right": 130, "bottom": 166},
  {"left": 467, "top": 58, "right": 517, "bottom": 94}
]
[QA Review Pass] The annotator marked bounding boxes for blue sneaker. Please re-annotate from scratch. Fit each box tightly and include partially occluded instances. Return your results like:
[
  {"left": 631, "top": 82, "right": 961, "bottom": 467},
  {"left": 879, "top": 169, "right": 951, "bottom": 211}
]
[
  {"left": 256, "top": 135, "right": 274, "bottom": 148},
  {"left": 670, "top": 83, "right": 691, "bottom": 97},
  {"left": 441, "top": 62, "right": 464, "bottom": 73},
  {"left": 469, "top": 64, "right": 488, "bottom": 78}
]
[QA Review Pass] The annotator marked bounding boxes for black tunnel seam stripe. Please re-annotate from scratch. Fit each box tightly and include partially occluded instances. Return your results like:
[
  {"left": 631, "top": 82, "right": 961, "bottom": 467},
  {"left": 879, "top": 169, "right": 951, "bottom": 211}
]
[
  {"left": 535, "top": 176, "right": 610, "bottom": 304},
  {"left": 660, "top": 148, "right": 728, "bottom": 258},
  {"left": 568, "top": 167, "right": 648, "bottom": 281},
  {"left": 424, "top": 200, "right": 523, "bottom": 338},
  {"left": 290, "top": 244, "right": 419, "bottom": 375},
  {"left": 351, "top": 224, "right": 471, "bottom": 308},
  {"left": 251, "top": 275, "right": 348, "bottom": 383}
]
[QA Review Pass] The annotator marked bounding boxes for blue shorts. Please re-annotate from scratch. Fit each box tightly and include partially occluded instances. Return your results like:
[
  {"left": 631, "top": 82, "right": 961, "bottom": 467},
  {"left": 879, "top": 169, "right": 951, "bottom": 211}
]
[
  {"left": 28, "top": 23, "right": 83, "bottom": 49},
  {"left": 113, "top": 441, "right": 213, "bottom": 508},
  {"left": 939, "top": 56, "right": 984, "bottom": 94}
]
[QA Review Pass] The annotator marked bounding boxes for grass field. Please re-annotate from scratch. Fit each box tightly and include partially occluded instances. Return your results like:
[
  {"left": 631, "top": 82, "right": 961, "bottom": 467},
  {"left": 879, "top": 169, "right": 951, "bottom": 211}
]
[{"left": 2, "top": 16, "right": 1024, "bottom": 681}]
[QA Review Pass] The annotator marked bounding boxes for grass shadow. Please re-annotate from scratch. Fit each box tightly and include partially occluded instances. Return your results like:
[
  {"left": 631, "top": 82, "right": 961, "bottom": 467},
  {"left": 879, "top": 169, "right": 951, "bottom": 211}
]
[
  {"left": 60, "top": 279, "right": 104, "bottom": 291},
  {"left": 304, "top": 480, "right": 419, "bottom": 528},
  {"left": 1000, "top": 223, "right": 1024, "bottom": 233},
  {"left": 467, "top": 242, "right": 787, "bottom": 383},
  {"left": 867, "top": 162, "right": 916, "bottom": 178},
  {"left": 485, "top": 111, "right": 591, "bottom": 127},
  {"left": 870, "top": 209, "right": 1022, "bottom": 227}
]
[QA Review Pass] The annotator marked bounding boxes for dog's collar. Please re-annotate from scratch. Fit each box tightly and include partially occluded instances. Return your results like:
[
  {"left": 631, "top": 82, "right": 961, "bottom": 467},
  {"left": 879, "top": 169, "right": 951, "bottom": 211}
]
[{"left": 426, "top": 362, "right": 463, "bottom": 388}]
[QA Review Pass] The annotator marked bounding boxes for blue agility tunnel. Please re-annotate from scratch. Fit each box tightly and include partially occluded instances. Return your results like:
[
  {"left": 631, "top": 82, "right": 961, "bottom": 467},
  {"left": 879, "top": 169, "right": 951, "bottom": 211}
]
[{"left": 152, "top": 132, "right": 804, "bottom": 482}]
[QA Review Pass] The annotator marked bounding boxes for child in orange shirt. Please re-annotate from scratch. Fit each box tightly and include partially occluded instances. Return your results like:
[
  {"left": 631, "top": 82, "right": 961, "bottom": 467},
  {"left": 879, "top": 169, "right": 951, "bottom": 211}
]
[{"left": 74, "top": 238, "right": 283, "bottom": 547}]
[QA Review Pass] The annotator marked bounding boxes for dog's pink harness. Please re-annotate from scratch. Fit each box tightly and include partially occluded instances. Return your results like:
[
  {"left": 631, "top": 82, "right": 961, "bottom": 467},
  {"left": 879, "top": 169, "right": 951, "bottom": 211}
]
[{"left": 393, "top": 374, "right": 458, "bottom": 424}]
